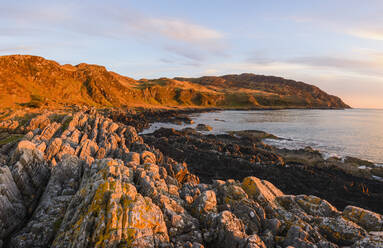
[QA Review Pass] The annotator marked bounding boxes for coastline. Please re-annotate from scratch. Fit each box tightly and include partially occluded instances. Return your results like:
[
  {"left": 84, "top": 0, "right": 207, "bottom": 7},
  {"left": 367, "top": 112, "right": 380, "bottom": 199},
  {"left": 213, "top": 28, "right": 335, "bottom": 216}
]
[
  {"left": 1, "top": 106, "right": 383, "bottom": 247},
  {"left": 118, "top": 108, "right": 383, "bottom": 213},
  {"left": 1, "top": 107, "right": 382, "bottom": 211}
]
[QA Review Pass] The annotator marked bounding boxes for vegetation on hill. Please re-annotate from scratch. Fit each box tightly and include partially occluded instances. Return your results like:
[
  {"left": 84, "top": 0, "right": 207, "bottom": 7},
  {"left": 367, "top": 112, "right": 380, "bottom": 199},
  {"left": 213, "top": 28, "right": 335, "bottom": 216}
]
[{"left": 0, "top": 55, "right": 350, "bottom": 109}]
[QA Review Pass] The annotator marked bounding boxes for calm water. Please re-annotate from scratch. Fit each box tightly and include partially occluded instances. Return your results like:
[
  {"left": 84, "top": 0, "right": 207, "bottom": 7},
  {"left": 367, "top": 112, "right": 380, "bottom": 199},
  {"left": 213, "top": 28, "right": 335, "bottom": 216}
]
[{"left": 142, "top": 109, "right": 383, "bottom": 164}]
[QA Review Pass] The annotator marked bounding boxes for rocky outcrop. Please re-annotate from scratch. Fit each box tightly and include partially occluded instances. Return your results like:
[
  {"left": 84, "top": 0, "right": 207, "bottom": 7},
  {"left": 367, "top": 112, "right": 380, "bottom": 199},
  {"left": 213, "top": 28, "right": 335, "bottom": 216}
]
[
  {"left": 0, "top": 111, "right": 382, "bottom": 247},
  {"left": 143, "top": 127, "right": 383, "bottom": 214}
]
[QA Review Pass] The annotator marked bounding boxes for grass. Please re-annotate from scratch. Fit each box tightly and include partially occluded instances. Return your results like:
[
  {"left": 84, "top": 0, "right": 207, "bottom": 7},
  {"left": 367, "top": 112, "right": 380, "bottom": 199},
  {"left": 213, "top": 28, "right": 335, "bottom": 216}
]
[
  {"left": 15, "top": 113, "right": 39, "bottom": 126},
  {"left": 0, "top": 134, "right": 24, "bottom": 145},
  {"left": 61, "top": 116, "right": 73, "bottom": 131},
  {"left": 22, "top": 94, "right": 46, "bottom": 108},
  {"left": 49, "top": 113, "right": 66, "bottom": 123}
]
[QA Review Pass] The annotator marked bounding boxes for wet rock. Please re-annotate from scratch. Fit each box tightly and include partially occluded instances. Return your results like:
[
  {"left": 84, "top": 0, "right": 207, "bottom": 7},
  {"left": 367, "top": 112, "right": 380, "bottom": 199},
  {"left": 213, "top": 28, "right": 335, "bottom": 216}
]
[
  {"left": 196, "top": 124, "right": 212, "bottom": 131},
  {"left": 143, "top": 127, "right": 383, "bottom": 214}
]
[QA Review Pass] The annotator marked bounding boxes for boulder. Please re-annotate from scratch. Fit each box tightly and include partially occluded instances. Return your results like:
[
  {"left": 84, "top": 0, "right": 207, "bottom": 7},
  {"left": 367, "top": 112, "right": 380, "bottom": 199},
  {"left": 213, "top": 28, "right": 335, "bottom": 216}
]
[
  {"left": 343, "top": 206, "right": 383, "bottom": 232},
  {"left": 196, "top": 124, "right": 213, "bottom": 131},
  {"left": 317, "top": 216, "right": 367, "bottom": 246},
  {"left": 192, "top": 190, "right": 217, "bottom": 217}
]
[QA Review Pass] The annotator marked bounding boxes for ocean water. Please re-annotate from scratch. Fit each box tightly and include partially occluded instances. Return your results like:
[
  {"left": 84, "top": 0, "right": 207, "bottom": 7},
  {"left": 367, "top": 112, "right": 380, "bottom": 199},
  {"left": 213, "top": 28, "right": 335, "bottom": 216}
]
[{"left": 142, "top": 109, "right": 383, "bottom": 164}]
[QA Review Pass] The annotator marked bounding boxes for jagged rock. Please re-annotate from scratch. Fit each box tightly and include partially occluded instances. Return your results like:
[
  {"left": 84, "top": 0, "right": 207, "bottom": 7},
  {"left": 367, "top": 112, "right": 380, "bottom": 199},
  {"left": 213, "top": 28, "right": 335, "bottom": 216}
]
[
  {"left": 125, "top": 126, "right": 142, "bottom": 145},
  {"left": 1, "top": 111, "right": 382, "bottom": 248},
  {"left": 66, "top": 128, "right": 81, "bottom": 145},
  {"left": 77, "top": 138, "right": 98, "bottom": 165},
  {"left": 231, "top": 199, "right": 265, "bottom": 235},
  {"left": 317, "top": 216, "right": 367, "bottom": 246},
  {"left": 52, "top": 159, "right": 169, "bottom": 248},
  {"left": 221, "top": 184, "right": 248, "bottom": 205},
  {"left": 241, "top": 176, "right": 283, "bottom": 215},
  {"left": 246, "top": 234, "right": 267, "bottom": 248},
  {"left": 283, "top": 225, "right": 314, "bottom": 248},
  {"left": 56, "top": 142, "right": 76, "bottom": 161},
  {"left": 36, "top": 141, "right": 46, "bottom": 153},
  {"left": 343, "top": 206, "right": 383, "bottom": 232},
  {"left": 0, "top": 120, "right": 19, "bottom": 130},
  {"left": 141, "top": 151, "right": 157, "bottom": 164},
  {"left": 9, "top": 155, "right": 83, "bottom": 248},
  {"left": 0, "top": 166, "right": 26, "bottom": 239},
  {"left": 27, "top": 114, "right": 50, "bottom": 130},
  {"left": 205, "top": 210, "right": 247, "bottom": 247},
  {"left": 38, "top": 122, "right": 62, "bottom": 141},
  {"left": 351, "top": 231, "right": 383, "bottom": 248},
  {"left": 45, "top": 137, "right": 62, "bottom": 160},
  {"left": 295, "top": 195, "right": 340, "bottom": 217},
  {"left": 10, "top": 140, "right": 50, "bottom": 213},
  {"left": 277, "top": 194, "right": 340, "bottom": 218},
  {"left": 192, "top": 190, "right": 217, "bottom": 217}
]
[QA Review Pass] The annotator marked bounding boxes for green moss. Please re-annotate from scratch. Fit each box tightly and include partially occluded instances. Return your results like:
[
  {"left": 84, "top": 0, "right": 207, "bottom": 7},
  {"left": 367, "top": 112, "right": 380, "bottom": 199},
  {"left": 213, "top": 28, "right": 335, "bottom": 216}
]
[
  {"left": 49, "top": 113, "right": 66, "bottom": 123},
  {"left": 61, "top": 116, "right": 73, "bottom": 131},
  {"left": 53, "top": 218, "right": 63, "bottom": 233},
  {"left": 0, "top": 134, "right": 24, "bottom": 145},
  {"left": 14, "top": 113, "right": 39, "bottom": 127}
]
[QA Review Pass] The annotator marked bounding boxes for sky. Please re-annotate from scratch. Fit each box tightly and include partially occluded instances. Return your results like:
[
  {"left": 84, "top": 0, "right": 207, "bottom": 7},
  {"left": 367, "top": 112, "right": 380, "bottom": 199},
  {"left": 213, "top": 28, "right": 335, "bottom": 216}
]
[{"left": 1, "top": 0, "right": 383, "bottom": 108}]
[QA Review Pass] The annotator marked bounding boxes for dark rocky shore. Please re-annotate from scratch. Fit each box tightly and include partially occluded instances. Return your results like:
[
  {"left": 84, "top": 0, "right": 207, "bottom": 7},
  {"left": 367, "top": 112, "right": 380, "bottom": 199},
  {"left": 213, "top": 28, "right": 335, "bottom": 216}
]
[
  {"left": 142, "top": 128, "right": 383, "bottom": 214},
  {"left": 108, "top": 108, "right": 383, "bottom": 214},
  {"left": 0, "top": 108, "right": 382, "bottom": 247}
]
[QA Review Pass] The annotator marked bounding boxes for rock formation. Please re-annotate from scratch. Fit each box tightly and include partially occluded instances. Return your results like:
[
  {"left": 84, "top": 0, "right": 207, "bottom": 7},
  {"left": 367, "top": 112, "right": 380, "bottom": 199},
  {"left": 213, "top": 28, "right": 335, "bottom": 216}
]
[{"left": 0, "top": 110, "right": 381, "bottom": 247}]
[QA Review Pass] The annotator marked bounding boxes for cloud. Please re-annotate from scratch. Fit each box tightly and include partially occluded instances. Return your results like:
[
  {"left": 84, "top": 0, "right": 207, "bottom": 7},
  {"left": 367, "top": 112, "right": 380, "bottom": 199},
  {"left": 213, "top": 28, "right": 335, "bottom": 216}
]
[
  {"left": 0, "top": 45, "right": 37, "bottom": 53},
  {"left": 245, "top": 51, "right": 383, "bottom": 78},
  {"left": 347, "top": 28, "right": 383, "bottom": 41},
  {"left": 123, "top": 14, "right": 227, "bottom": 62},
  {"left": 131, "top": 17, "right": 224, "bottom": 46},
  {"left": 119, "top": 13, "right": 227, "bottom": 60},
  {"left": 288, "top": 56, "right": 379, "bottom": 70},
  {"left": 0, "top": 2, "right": 227, "bottom": 62}
]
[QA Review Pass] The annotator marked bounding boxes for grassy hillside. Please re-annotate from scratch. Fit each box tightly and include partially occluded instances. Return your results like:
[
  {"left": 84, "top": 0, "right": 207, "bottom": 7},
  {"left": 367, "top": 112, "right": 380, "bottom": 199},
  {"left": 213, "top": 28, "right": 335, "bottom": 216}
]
[{"left": 0, "top": 55, "right": 350, "bottom": 109}]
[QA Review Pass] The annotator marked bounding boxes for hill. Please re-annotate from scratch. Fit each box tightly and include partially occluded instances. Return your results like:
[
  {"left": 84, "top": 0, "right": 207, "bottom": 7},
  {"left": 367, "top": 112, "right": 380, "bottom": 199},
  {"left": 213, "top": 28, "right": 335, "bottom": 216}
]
[{"left": 0, "top": 55, "right": 350, "bottom": 109}]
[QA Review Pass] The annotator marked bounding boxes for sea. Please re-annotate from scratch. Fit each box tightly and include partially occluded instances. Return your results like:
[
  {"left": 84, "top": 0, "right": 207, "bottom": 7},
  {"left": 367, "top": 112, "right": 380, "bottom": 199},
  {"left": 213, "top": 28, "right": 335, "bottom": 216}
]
[{"left": 141, "top": 109, "right": 383, "bottom": 165}]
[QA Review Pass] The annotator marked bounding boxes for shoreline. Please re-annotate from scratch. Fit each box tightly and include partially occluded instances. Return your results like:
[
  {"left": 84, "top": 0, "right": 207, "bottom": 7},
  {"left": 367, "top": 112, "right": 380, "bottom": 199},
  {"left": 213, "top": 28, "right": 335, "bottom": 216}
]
[
  {"left": 1, "top": 106, "right": 382, "bottom": 213},
  {"left": 116, "top": 108, "right": 383, "bottom": 213},
  {"left": 1, "top": 107, "right": 382, "bottom": 247},
  {"left": 138, "top": 108, "right": 382, "bottom": 166}
]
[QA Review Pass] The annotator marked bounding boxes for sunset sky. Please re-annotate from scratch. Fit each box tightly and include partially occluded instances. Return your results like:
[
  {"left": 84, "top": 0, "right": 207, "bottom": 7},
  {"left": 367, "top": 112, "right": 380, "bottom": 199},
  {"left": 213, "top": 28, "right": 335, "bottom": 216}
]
[{"left": 1, "top": 0, "right": 383, "bottom": 108}]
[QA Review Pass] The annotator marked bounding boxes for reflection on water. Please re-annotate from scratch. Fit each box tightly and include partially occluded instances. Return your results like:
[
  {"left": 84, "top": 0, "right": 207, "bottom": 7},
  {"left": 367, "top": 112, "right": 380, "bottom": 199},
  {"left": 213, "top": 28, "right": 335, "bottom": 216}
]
[{"left": 142, "top": 109, "right": 383, "bottom": 163}]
